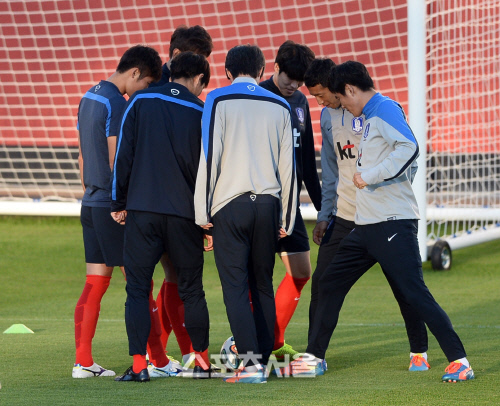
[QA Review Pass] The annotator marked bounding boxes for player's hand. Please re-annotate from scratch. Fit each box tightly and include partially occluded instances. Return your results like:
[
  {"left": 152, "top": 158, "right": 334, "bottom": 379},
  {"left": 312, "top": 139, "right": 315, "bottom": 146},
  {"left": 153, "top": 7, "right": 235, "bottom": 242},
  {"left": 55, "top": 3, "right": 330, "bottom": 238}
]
[
  {"left": 200, "top": 222, "right": 213, "bottom": 231},
  {"left": 313, "top": 221, "right": 328, "bottom": 245},
  {"left": 111, "top": 210, "right": 127, "bottom": 225},
  {"left": 278, "top": 227, "right": 288, "bottom": 239},
  {"left": 204, "top": 234, "right": 213, "bottom": 252},
  {"left": 353, "top": 172, "right": 367, "bottom": 189}
]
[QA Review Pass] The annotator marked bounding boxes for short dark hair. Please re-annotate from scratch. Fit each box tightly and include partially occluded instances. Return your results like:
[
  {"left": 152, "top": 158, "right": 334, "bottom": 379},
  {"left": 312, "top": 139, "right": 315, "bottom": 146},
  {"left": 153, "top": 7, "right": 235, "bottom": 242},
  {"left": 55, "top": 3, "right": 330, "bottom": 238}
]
[
  {"left": 225, "top": 44, "right": 265, "bottom": 80},
  {"left": 169, "top": 25, "right": 213, "bottom": 58},
  {"left": 116, "top": 45, "right": 162, "bottom": 82},
  {"left": 329, "top": 60, "right": 374, "bottom": 95},
  {"left": 170, "top": 51, "right": 211, "bottom": 87},
  {"left": 304, "top": 58, "right": 336, "bottom": 88},
  {"left": 275, "top": 40, "right": 315, "bottom": 82}
]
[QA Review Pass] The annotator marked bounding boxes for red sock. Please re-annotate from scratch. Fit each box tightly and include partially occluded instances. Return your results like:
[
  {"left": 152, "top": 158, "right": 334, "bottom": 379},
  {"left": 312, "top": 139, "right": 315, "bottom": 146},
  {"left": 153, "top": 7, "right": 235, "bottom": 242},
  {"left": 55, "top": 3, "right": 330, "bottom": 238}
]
[
  {"left": 133, "top": 354, "right": 147, "bottom": 373},
  {"left": 146, "top": 281, "right": 169, "bottom": 368},
  {"left": 155, "top": 280, "right": 173, "bottom": 350},
  {"left": 273, "top": 273, "right": 310, "bottom": 349},
  {"left": 74, "top": 275, "right": 111, "bottom": 366},
  {"left": 164, "top": 282, "right": 194, "bottom": 356},
  {"left": 194, "top": 349, "right": 210, "bottom": 369}
]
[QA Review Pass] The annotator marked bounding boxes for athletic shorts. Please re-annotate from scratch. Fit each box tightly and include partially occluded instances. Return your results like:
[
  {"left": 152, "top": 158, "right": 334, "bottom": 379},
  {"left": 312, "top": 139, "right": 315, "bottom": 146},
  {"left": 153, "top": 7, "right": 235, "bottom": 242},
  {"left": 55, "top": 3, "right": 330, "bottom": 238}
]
[
  {"left": 81, "top": 205, "right": 124, "bottom": 267},
  {"left": 276, "top": 208, "right": 310, "bottom": 254}
]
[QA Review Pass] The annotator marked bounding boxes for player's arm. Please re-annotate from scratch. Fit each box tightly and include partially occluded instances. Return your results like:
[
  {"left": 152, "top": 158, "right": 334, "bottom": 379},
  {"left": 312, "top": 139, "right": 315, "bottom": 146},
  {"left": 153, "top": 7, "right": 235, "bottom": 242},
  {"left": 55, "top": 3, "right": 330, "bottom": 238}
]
[
  {"left": 361, "top": 101, "right": 419, "bottom": 185},
  {"left": 107, "top": 136, "right": 117, "bottom": 171},
  {"left": 278, "top": 109, "right": 298, "bottom": 235},
  {"left": 194, "top": 93, "right": 219, "bottom": 227},
  {"left": 111, "top": 98, "right": 137, "bottom": 214},
  {"left": 77, "top": 132, "right": 85, "bottom": 192},
  {"left": 301, "top": 102, "right": 322, "bottom": 211}
]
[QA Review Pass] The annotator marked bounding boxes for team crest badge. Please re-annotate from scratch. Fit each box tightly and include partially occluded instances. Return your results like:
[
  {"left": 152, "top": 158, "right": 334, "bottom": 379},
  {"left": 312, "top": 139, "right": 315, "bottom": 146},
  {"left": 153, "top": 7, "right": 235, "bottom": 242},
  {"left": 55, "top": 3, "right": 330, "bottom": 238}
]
[
  {"left": 171, "top": 89, "right": 180, "bottom": 96},
  {"left": 352, "top": 117, "right": 363, "bottom": 132},
  {"left": 296, "top": 108, "right": 305, "bottom": 124},
  {"left": 363, "top": 123, "right": 370, "bottom": 139},
  {"left": 247, "top": 85, "right": 256, "bottom": 91}
]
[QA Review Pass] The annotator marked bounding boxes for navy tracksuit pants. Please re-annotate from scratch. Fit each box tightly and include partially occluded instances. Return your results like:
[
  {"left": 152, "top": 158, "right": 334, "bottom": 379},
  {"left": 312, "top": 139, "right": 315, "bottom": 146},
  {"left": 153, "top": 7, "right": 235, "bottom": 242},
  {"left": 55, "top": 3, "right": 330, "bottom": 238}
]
[
  {"left": 212, "top": 193, "right": 280, "bottom": 367},
  {"left": 123, "top": 210, "right": 209, "bottom": 357},
  {"left": 307, "top": 219, "right": 466, "bottom": 362}
]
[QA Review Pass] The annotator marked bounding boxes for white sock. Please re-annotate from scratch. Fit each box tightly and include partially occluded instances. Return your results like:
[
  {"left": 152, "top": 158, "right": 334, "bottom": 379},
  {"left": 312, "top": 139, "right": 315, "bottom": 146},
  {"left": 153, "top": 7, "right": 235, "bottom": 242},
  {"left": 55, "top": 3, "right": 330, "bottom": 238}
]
[
  {"left": 454, "top": 357, "right": 469, "bottom": 367},
  {"left": 410, "top": 352, "right": 427, "bottom": 360}
]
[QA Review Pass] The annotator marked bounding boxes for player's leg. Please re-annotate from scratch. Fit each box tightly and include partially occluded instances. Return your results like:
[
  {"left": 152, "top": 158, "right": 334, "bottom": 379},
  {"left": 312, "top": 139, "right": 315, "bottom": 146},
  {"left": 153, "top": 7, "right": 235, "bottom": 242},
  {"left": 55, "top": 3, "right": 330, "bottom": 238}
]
[
  {"left": 159, "top": 253, "right": 194, "bottom": 364},
  {"left": 382, "top": 268, "right": 430, "bottom": 371},
  {"left": 73, "top": 206, "right": 120, "bottom": 378},
  {"left": 273, "top": 210, "right": 310, "bottom": 358},
  {"left": 371, "top": 220, "right": 472, "bottom": 381},
  {"left": 115, "top": 210, "right": 164, "bottom": 382},
  {"left": 306, "top": 226, "right": 376, "bottom": 360},
  {"left": 309, "top": 217, "right": 354, "bottom": 340},
  {"left": 249, "top": 195, "right": 280, "bottom": 367},
  {"left": 165, "top": 215, "right": 209, "bottom": 373},
  {"left": 212, "top": 196, "right": 258, "bottom": 367}
]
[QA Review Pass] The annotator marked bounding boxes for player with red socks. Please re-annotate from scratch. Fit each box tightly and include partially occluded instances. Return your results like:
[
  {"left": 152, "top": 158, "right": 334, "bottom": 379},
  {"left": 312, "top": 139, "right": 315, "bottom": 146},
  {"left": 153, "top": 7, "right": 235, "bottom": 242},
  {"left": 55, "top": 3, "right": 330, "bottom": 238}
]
[
  {"left": 73, "top": 46, "right": 162, "bottom": 378},
  {"left": 260, "top": 41, "right": 321, "bottom": 360}
]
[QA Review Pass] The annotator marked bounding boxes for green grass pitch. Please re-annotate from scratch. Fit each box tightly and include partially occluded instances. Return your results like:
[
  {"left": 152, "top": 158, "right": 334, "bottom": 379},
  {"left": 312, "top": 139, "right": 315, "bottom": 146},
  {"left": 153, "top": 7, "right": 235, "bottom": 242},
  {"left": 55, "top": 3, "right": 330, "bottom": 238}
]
[{"left": 0, "top": 216, "right": 499, "bottom": 405}]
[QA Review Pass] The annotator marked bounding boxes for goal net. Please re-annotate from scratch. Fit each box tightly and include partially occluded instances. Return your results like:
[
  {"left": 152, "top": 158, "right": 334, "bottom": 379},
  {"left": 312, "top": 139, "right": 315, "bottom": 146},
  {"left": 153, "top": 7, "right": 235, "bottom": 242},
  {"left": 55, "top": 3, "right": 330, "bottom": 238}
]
[{"left": 1, "top": 0, "right": 499, "bottom": 254}]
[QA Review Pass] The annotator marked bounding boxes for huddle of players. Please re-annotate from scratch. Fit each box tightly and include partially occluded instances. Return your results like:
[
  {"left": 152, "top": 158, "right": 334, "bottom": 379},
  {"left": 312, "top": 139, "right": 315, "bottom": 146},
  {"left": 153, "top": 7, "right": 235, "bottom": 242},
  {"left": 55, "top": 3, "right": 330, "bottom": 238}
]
[{"left": 75, "top": 25, "right": 474, "bottom": 384}]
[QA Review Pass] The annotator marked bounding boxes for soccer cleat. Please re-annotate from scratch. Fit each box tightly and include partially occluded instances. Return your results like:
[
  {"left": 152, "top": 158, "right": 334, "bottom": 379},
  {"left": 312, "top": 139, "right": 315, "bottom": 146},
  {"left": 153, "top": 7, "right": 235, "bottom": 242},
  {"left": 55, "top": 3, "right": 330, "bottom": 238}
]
[
  {"left": 147, "top": 359, "right": 183, "bottom": 377},
  {"left": 114, "top": 366, "right": 150, "bottom": 382},
  {"left": 277, "top": 354, "right": 327, "bottom": 377},
  {"left": 223, "top": 365, "right": 267, "bottom": 384},
  {"left": 442, "top": 362, "right": 474, "bottom": 382},
  {"left": 409, "top": 354, "right": 430, "bottom": 371},
  {"left": 272, "top": 342, "right": 299, "bottom": 361},
  {"left": 192, "top": 365, "right": 223, "bottom": 379},
  {"left": 72, "top": 362, "right": 116, "bottom": 378}
]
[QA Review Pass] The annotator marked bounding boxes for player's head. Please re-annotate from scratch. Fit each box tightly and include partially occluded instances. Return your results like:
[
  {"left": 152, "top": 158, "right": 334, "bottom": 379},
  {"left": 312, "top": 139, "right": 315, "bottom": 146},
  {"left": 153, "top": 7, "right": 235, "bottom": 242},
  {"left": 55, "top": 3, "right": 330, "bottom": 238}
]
[
  {"left": 116, "top": 45, "right": 162, "bottom": 96},
  {"left": 329, "top": 61, "right": 375, "bottom": 116},
  {"left": 304, "top": 58, "right": 340, "bottom": 109},
  {"left": 273, "top": 40, "right": 315, "bottom": 97},
  {"left": 169, "top": 25, "right": 213, "bottom": 59},
  {"left": 225, "top": 44, "right": 265, "bottom": 81},
  {"left": 170, "top": 51, "right": 211, "bottom": 97}
]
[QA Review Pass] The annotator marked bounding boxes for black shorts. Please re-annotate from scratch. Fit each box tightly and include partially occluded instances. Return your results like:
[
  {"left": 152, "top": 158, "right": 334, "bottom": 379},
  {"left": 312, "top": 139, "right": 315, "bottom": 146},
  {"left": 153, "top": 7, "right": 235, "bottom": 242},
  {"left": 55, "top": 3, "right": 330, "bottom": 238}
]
[
  {"left": 276, "top": 209, "right": 310, "bottom": 254},
  {"left": 81, "top": 205, "right": 124, "bottom": 267}
]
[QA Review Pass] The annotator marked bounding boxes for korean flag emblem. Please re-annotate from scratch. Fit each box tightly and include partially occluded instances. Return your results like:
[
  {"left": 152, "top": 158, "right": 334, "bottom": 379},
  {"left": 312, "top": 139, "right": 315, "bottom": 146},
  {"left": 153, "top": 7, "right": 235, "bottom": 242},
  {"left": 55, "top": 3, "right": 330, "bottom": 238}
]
[
  {"left": 296, "top": 108, "right": 305, "bottom": 124},
  {"left": 352, "top": 117, "right": 363, "bottom": 133}
]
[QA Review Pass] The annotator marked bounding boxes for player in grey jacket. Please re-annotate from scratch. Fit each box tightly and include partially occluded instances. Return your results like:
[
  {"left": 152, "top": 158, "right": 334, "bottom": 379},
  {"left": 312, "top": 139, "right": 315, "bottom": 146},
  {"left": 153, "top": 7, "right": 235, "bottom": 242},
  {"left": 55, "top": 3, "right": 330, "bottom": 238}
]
[
  {"left": 293, "top": 61, "right": 473, "bottom": 383},
  {"left": 194, "top": 44, "right": 297, "bottom": 383},
  {"left": 304, "top": 58, "right": 430, "bottom": 374}
]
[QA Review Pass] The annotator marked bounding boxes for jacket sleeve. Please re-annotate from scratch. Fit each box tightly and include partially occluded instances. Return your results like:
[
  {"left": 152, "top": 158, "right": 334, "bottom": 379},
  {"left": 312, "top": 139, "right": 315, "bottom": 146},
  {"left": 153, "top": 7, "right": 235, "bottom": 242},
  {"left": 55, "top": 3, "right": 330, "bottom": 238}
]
[
  {"left": 194, "top": 93, "right": 220, "bottom": 226},
  {"left": 301, "top": 102, "right": 322, "bottom": 211},
  {"left": 361, "top": 101, "right": 419, "bottom": 185},
  {"left": 110, "top": 98, "right": 137, "bottom": 212},
  {"left": 279, "top": 110, "right": 298, "bottom": 235},
  {"left": 317, "top": 109, "right": 339, "bottom": 223}
]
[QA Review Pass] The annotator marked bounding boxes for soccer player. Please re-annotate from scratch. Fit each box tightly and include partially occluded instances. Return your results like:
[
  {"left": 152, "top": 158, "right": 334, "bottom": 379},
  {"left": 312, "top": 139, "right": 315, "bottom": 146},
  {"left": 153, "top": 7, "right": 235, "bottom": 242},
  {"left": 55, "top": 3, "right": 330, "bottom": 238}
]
[
  {"left": 73, "top": 45, "right": 162, "bottom": 378},
  {"left": 149, "top": 25, "right": 213, "bottom": 367},
  {"left": 111, "top": 52, "right": 212, "bottom": 382},
  {"left": 294, "top": 60, "right": 474, "bottom": 383},
  {"left": 259, "top": 40, "right": 321, "bottom": 360},
  {"left": 302, "top": 58, "right": 430, "bottom": 373},
  {"left": 194, "top": 44, "right": 297, "bottom": 384}
]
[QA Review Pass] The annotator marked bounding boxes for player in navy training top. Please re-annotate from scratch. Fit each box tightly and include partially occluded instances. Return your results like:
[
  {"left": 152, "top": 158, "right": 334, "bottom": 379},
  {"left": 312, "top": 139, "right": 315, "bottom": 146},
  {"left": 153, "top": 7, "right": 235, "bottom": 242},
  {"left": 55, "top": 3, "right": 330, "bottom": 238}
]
[
  {"left": 111, "top": 52, "right": 213, "bottom": 382},
  {"left": 259, "top": 41, "right": 321, "bottom": 360},
  {"left": 73, "top": 45, "right": 161, "bottom": 379},
  {"left": 147, "top": 25, "right": 213, "bottom": 367}
]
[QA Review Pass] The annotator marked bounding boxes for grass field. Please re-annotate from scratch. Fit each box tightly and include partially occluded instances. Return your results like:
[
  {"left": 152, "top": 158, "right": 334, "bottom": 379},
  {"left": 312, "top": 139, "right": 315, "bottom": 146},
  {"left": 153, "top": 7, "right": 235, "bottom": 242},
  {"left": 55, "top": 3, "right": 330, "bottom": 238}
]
[{"left": 0, "top": 216, "right": 498, "bottom": 405}]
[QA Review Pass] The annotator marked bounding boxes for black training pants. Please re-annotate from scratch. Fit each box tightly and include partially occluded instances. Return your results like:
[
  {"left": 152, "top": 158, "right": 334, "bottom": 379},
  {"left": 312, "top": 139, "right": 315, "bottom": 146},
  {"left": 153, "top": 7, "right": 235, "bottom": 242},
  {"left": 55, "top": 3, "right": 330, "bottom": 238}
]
[{"left": 212, "top": 193, "right": 280, "bottom": 367}]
